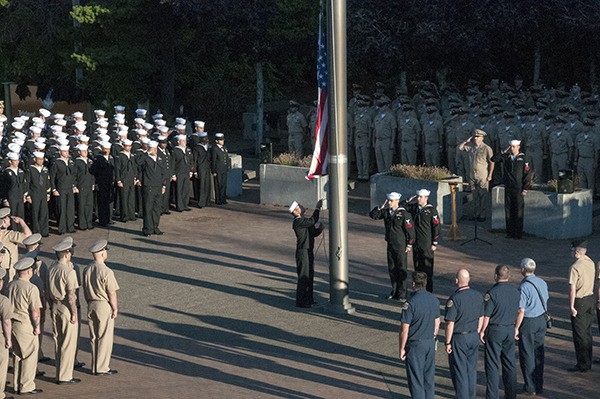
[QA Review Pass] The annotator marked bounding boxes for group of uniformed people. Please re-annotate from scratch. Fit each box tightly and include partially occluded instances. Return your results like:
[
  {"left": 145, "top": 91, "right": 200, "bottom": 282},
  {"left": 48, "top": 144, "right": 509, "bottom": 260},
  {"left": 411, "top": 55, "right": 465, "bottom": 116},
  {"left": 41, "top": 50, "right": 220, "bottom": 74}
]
[
  {"left": 291, "top": 78, "right": 600, "bottom": 195},
  {"left": 400, "top": 260, "right": 549, "bottom": 399},
  {"left": 0, "top": 205, "right": 120, "bottom": 396},
  {"left": 0, "top": 106, "right": 230, "bottom": 237}
]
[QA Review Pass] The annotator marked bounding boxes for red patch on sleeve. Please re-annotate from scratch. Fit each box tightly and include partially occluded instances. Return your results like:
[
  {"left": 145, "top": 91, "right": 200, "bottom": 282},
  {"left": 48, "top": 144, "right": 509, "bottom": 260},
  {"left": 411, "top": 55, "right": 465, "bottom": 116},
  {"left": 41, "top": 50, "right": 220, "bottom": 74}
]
[
  {"left": 406, "top": 222, "right": 413, "bottom": 229},
  {"left": 525, "top": 163, "right": 530, "bottom": 171}
]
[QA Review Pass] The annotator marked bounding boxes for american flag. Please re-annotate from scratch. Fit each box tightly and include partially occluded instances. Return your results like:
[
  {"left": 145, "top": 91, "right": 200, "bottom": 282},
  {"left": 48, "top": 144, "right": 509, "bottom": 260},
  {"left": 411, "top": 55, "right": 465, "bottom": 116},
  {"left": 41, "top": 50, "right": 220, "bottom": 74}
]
[{"left": 307, "top": 0, "right": 329, "bottom": 179}]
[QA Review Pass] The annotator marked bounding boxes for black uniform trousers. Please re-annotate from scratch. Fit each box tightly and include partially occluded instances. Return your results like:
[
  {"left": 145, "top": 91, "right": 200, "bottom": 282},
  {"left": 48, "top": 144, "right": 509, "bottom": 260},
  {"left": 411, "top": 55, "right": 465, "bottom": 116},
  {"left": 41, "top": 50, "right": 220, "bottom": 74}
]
[
  {"left": 136, "top": 186, "right": 144, "bottom": 217},
  {"left": 295, "top": 248, "right": 314, "bottom": 307},
  {"left": 413, "top": 245, "right": 434, "bottom": 292},
  {"left": 214, "top": 172, "right": 227, "bottom": 204},
  {"left": 175, "top": 175, "right": 191, "bottom": 211},
  {"left": 571, "top": 295, "right": 594, "bottom": 371},
  {"left": 196, "top": 169, "right": 211, "bottom": 207},
  {"left": 484, "top": 325, "right": 517, "bottom": 399},
  {"left": 142, "top": 186, "right": 162, "bottom": 235},
  {"left": 518, "top": 315, "right": 546, "bottom": 394},
  {"left": 29, "top": 193, "right": 49, "bottom": 236},
  {"left": 449, "top": 332, "right": 479, "bottom": 399},
  {"left": 162, "top": 181, "right": 172, "bottom": 213},
  {"left": 120, "top": 184, "right": 136, "bottom": 221},
  {"left": 76, "top": 189, "right": 94, "bottom": 229},
  {"left": 96, "top": 186, "right": 113, "bottom": 226},
  {"left": 406, "top": 339, "right": 436, "bottom": 399},
  {"left": 56, "top": 189, "right": 75, "bottom": 234},
  {"left": 387, "top": 244, "right": 408, "bottom": 299},
  {"left": 504, "top": 188, "right": 524, "bottom": 238}
]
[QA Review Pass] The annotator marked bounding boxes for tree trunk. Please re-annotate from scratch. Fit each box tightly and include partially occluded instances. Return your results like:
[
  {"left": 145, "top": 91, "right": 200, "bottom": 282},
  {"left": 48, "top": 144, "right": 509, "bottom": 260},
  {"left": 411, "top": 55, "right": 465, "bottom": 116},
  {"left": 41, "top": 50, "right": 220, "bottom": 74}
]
[
  {"left": 399, "top": 71, "right": 408, "bottom": 94},
  {"left": 256, "top": 61, "right": 264, "bottom": 155},
  {"left": 533, "top": 39, "right": 541, "bottom": 85},
  {"left": 590, "top": 59, "right": 596, "bottom": 90}
]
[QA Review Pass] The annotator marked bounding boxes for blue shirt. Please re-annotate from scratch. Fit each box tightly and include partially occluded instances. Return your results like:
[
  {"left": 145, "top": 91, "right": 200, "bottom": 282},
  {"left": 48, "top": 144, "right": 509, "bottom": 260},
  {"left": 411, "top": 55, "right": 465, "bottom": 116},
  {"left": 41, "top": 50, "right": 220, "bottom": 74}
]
[
  {"left": 484, "top": 281, "right": 520, "bottom": 325},
  {"left": 519, "top": 274, "right": 549, "bottom": 318},
  {"left": 400, "top": 289, "right": 440, "bottom": 341},
  {"left": 445, "top": 286, "right": 484, "bottom": 332}
]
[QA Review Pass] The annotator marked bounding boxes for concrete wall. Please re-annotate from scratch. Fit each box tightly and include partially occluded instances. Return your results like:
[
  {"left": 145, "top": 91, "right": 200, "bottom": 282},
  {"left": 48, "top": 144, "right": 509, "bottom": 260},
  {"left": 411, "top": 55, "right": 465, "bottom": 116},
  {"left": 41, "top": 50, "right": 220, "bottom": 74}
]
[
  {"left": 491, "top": 186, "right": 592, "bottom": 239},
  {"left": 260, "top": 164, "right": 328, "bottom": 210},
  {"left": 369, "top": 173, "right": 463, "bottom": 224}
]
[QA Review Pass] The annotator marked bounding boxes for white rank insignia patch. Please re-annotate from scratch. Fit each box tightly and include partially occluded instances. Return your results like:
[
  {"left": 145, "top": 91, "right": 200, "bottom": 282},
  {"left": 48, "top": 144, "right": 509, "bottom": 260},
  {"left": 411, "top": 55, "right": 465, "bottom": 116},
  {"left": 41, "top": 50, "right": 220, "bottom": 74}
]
[
  {"left": 401, "top": 301, "right": 409, "bottom": 311},
  {"left": 446, "top": 299, "right": 454, "bottom": 308},
  {"left": 484, "top": 293, "right": 491, "bottom": 302}
]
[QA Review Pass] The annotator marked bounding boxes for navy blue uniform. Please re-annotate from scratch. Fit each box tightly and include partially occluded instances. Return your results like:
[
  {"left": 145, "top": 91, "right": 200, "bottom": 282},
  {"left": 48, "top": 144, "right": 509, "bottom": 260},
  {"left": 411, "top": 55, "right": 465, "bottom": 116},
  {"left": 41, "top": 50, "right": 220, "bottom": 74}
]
[
  {"left": 445, "top": 287, "right": 484, "bottom": 399},
  {"left": 483, "top": 282, "right": 520, "bottom": 399},
  {"left": 400, "top": 290, "right": 440, "bottom": 399},
  {"left": 369, "top": 206, "right": 416, "bottom": 300},
  {"left": 292, "top": 208, "right": 320, "bottom": 307}
]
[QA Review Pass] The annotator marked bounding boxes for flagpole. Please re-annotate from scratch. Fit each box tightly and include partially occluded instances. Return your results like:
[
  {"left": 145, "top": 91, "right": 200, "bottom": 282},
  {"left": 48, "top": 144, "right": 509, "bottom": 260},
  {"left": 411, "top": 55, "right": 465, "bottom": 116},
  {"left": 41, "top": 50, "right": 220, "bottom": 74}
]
[{"left": 327, "top": 0, "right": 354, "bottom": 314}]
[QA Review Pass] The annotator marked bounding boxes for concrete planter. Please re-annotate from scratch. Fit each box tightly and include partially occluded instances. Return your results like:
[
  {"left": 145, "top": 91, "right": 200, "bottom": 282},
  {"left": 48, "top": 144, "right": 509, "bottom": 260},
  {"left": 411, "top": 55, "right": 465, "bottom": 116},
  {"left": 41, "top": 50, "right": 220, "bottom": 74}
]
[
  {"left": 491, "top": 186, "right": 592, "bottom": 239},
  {"left": 259, "top": 164, "right": 328, "bottom": 209},
  {"left": 369, "top": 173, "right": 463, "bottom": 224},
  {"left": 371, "top": 173, "right": 462, "bottom": 224}
]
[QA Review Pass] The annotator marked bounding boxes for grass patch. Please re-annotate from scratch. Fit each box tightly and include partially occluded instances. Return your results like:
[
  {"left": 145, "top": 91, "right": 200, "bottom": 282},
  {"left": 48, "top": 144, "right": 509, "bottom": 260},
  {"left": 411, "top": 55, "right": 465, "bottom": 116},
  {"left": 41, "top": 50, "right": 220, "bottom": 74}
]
[{"left": 272, "top": 152, "right": 313, "bottom": 168}]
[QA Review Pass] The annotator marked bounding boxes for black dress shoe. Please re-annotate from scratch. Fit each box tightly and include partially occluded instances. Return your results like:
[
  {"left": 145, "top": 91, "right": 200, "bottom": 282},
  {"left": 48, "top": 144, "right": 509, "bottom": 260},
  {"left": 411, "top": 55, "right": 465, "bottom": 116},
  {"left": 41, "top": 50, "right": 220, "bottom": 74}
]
[
  {"left": 38, "top": 356, "right": 51, "bottom": 363},
  {"left": 154, "top": 229, "right": 164, "bottom": 235},
  {"left": 143, "top": 232, "right": 152, "bottom": 237},
  {"left": 56, "top": 378, "right": 81, "bottom": 385},
  {"left": 164, "top": 211, "right": 171, "bottom": 215},
  {"left": 36, "top": 370, "right": 45, "bottom": 377},
  {"left": 74, "top": 361, "right": 85, "bottom": 368},
  {"left": 67, "top": 229, "right": 76, "bottom": 233},
  {"left": 20, "top": 389, "right": 42, "bottom": 395},
  {"left": 95, "top": 369, "right": 118, "bottom": 376},
  {"left": 567, "top": 365, "right": 589, "bottom": 372},
  {"left": 183, "top": 208, "right": 191, "bottom": 211}
]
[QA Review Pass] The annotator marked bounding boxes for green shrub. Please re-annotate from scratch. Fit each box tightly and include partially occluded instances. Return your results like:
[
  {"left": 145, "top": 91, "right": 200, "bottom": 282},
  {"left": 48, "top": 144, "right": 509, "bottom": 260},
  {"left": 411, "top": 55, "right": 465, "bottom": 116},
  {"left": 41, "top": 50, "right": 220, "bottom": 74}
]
[
  {"left": 389, "top": 164, "right": 453, "bottom": 181},
  {"left": 272, "top": 152, "right": 313, "bottom": 168}
]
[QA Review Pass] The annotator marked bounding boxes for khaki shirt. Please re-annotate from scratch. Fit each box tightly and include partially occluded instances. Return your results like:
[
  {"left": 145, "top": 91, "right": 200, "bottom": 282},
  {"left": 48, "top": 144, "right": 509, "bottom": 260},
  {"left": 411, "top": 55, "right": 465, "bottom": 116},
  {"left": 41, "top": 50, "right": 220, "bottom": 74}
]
[
  {"left": 7, "top": 278, "right": 41, "bottom": 326},
  {"left": 0, "top": 230, "right": 25, "bottom": 270},
  {"left": 461, "top": 142, "right": 493, "bottom": 183},
  {"left": 83, "top": 261, "right": 119, "bottom": 303},
  {"left": 47, "top": 260, "right": 79, "bottom": 302},
  {"left": 569, "top": 255, "right": 595, "bottom": 298},
  {"left": 0, "top": 295, "right": 12, "bottom": 325}
]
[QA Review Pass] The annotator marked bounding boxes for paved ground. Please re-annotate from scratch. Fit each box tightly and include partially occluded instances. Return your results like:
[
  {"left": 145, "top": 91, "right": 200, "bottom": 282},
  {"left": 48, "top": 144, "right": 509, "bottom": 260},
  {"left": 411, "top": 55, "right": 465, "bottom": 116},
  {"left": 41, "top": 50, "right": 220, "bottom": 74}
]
[{"left": 13, "top": 139, "right": 600, "bottom": 398}]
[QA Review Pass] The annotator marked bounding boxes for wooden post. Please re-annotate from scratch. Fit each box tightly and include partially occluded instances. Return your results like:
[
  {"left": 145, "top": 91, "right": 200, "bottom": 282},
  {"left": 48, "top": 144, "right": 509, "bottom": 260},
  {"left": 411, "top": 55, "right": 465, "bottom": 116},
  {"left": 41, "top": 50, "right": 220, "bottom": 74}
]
[{"left": 447, "top": 182, "right": 461, "bottom": 240}]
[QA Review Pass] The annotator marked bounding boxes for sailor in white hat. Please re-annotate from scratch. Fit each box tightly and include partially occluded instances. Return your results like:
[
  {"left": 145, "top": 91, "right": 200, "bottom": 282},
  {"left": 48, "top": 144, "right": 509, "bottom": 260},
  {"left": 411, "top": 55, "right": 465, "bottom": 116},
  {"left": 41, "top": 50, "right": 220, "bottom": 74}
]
[
  {"left": 212, "top": 133, "right": 228, "bottom": 205},
  {"left": 369, "top": 191, "right": 416, "bottom": 300},
  {"left": 3, "top": 151, "right": 26, "bottom": 221},
  {"left": 289, "top": 199, "right": 323, "bottom": 308},
  {"left": 172, "top": 134, "right": 192, "bottom": 212}
]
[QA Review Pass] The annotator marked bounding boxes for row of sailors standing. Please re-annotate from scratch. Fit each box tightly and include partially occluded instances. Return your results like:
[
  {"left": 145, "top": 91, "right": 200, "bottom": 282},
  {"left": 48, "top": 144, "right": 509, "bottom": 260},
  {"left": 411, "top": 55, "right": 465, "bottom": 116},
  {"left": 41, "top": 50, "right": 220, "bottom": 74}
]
[
  {"left": 348, "top": 91, "right": 600, "bottom": 194},
  {"left": 0, "top": 106, "right": 226, "bottom": 237}
]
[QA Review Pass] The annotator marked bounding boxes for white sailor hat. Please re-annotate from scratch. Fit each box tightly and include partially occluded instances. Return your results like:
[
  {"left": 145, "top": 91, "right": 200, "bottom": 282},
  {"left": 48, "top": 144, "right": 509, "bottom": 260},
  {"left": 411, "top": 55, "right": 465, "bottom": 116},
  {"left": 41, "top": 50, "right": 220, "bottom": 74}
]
[
  {"left": 12, "top": 139, "right": 24, "bottom": 147},
  {"left": 155, "top": 119, "right": 166, "bottom": 126},
  {"left": 29, "top": 126, "right": 42, "bottom": 135},
  {"left": 33, "top": 122, "right": 45, "bottom": 129},
  {"left": 144, "top": 123, "right": 154, "bottom": 130},
  {"left": 77, "top": 135, "right": 90, "bottom": 142},
  {"left": 31, "top": 117, "right": 42, "bottom": 124},
  {"left": 59, "top": 145, "right": 70, "bottom": 152},
  {"left": 13, "top": 257, "right": 35, "bottom": 271},
  {"left": 288, "top": 201, "right": 299, "bottom": 213},
  {"left": 88, "top": 239, "right": 108, "bottom": 253},
  {"left": 114, "top": 105, "right": 125, "bottom": 112},
  {"left": 74, "top": 122, "right": 87, "bottom": 131},
  {"left": 32, "top": 151, "right": 45, "bottom": 159},
  {"left": 176, "top": 134, "right": 187, "bottom": 141},
  {"left": 194, "top": 121, "right": 205, "bottom": 128},
  {"left": 72, "top": 111, "right": 84, "bottom": 119},
  {"left": 57, "top": 138, "right": 69, "bottom": 146},
  {"left": 19, "top": 116, "right": 29, "bottom": 122},
  {"left": 0, "top": 115, "right": 6, "bottom": 123},
  {"left": 76, "top": 144, "right": 88, "bottom": 151},
  {"left": 55, "top": 132, "right": 68, "bottom": 139},
  {"left": 118, "top": 125, "right": 129, "bottom": 132},
  {"left": 97, "top": 134, "right": 110, "bottom": 142},
  {"left": 148, "top": 140, "right": 158, "bottom": 148},
  {"left": 14, "top": 132, "right": 26, "bottom": 141},
  {"left": 509, "top": 139, "right": 521, "bottom": 146},
  {"left": 122, "top": 139, "right": 133, "bottom": 146},
  {"left": 35, "top": 137, "right": 46, "bottom": 143},
  {"left": 55, "top": 119, "right": 67, "bottom": 127},
  {"left": 54, "top": 113, "right": 65, "bottom": 120},
  {"left": 134, "top": 118, "right": 145, "bottom": 125},
  {"left": 175, "top": 117, "right": 186, "bottom": 125},
  {"left": 152, "top": 113, "right": 163, "bottom": 120},
  {"left": 135, "top": 108, "right": 147, "bottom": 116},
  {"left": 96, "top": 128, "right": 108, "bottom": 135},
  {"left": 50, "top": 125, "right": 61, "bottom": 132},
  {"left": 94, "top": 109, "right": 106, "bottom": 116},
  {"left": 39, "top": 108, "right": 51, "bottom": 118},
  {"left": 11, "top": 121, "right": 24, "bottom": 130},
  {"left": 157, "top": 126, "right": 169, "bottom": 133},
  {"left": 387, "top": 192, "right": 401, "bottom": 200},
  {"left": 98, "top": 120, "right": 109, "bottom": 128},
  {"left": 137, "top": 129, "right": 148, "bottom": 136},
  {"left": 100, "top": 141, "right": 112, "bottom": 149},
  {"left": 117, "top": 130, "right": 128, "bottom": 137},
  {"left": 199, "top": 132, "right": 208, "bottom": 137},
  {"left": 175, "top": 124, "right": 186, "bottom": 130},
  {"left": 6, "top": 152, "right": 19, "bottom": 161},
  {"left": 417, "top": 189, "right": 431, "bottom": 197},
  {"left": 140, "top": 137, "right": 151, "bottom": 144},
  {"left": 34, "top": 142, "right": 46, "bottom": 150},
  {"left": 8, "top": 143, "right": 21, "bottom": 153},
  {"left": 215, "top": 133, "right": 225, "bottom": 139}
]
